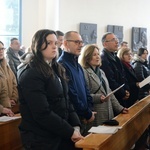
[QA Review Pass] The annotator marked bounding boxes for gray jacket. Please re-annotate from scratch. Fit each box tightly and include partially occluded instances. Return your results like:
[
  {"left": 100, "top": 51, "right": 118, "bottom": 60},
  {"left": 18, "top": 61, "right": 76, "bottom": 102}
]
[
  {"left": 5, "top": 47, "right": 24, "bottom": 77},
  {"left": 83, "top": 67, "right": 124, "bottom": 125}
]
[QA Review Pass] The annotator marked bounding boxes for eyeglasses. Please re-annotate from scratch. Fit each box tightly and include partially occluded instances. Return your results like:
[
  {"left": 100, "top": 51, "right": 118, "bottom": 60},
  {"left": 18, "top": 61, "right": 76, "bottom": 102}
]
[
  {"left": 0, "top": 48, "right": 5, "bottom": 51},
  {"left": 105, "top": 38, "right": 119, "bottom": 43},
  {"left": 66, "top": 40, "right": 84, "bottom": 45}
]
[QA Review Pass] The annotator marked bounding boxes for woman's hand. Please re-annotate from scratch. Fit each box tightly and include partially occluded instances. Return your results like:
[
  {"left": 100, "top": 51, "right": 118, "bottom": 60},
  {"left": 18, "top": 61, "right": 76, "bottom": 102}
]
[
  {"left": 10, "top": 100, "right": 16, "bottom": 106},
  {"left": 100, "top": 95, "right": 109, "bottom": 102},
  {"left": 71, "top": 130, "right": 84, "bottom": 142},
  {"left": 123, "top": 90, "right": 130, "bottom": 100},
  {"left": 2, "top": 108, "right": 14, "bottom": 116},
  {"left": 122, "top": 107, "right": 128, "bottom": 114}
]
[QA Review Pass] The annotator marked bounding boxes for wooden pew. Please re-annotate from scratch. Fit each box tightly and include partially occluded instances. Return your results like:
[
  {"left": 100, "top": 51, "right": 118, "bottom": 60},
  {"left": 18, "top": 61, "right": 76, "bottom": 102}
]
[
  {"left": 75, "top": 95, "right": 150, "bottom": 150},
  {"left": 0, "top": 114, "right": 22, "bottom": 150}
]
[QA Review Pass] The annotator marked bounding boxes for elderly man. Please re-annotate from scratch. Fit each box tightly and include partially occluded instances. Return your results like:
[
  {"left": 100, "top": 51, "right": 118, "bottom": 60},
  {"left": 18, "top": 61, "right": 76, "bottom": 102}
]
[
  {"left": 58, "top": 31, "right": 96, "bottom": 135},
  {"left": 100, "top": 32, "right": 130, "bottom": 107},
  {"left": 5, "top": 38, "right": 24, "bottom": 77}
]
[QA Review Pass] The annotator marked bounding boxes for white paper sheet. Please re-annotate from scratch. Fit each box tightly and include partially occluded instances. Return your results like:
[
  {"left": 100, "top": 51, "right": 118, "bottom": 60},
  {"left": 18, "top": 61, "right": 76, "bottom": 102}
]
[
  {"left": 105, "top": 84, "right": 125, "bottom": 99},
  {"left": 139, "top": 76, "right": 150, "bottom": 88},
  {"left": 88, "top": 126, "right": 121, "bottom": 134},
  {"left": 0, "top": 116, "right": 21, "bottom": 122}
]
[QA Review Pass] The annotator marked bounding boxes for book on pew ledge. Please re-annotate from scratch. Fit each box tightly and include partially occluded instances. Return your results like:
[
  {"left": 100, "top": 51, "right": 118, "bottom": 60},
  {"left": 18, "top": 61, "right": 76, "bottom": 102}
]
[
  {"left": 0, "top": 116, "right": 21, "bottom": 122},
  {"left": 88, "top": 126, "right": 122, "bottom": 134}
]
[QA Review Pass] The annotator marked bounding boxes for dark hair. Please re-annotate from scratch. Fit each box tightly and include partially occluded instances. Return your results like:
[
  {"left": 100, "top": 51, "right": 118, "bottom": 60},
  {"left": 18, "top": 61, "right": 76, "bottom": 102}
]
[
  {"left": 0, "top": 41, "right": 4, "bottom": 45},
  {"left": 121, "top": 41, "right": 128, "bottom": 46},
  {"left": 10, "top": 38, "right": 18, "bottom": 43},
  {"left": 101, "top": 32, "right": 113, "bottom": 43},
  {"left": 31, "top": 29, "right": 66, "bottom": 78},
  {"left": 56, "top": 30, "right": 64, "bottom": 37},
  {"left": 137, "top": 48, "right": 148, "bottom": 56}
]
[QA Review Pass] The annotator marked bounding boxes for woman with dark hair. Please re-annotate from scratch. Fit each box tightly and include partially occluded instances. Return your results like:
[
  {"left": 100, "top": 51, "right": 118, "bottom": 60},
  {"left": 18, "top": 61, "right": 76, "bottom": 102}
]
[
  {"left": 132, "top": 48, "right": 150, "bottom": 99},
  {"left": 79, "top": 44, "right": 128, "bottom": 126},
  {"left": 17, "top": 29, "right": 83, "bottom": 150}
]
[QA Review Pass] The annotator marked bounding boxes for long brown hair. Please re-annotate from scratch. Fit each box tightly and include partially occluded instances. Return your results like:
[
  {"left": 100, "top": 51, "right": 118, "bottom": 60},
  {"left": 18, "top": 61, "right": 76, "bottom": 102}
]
[{"left": 31, "top": 29, "right": 66, "bottom": 79}]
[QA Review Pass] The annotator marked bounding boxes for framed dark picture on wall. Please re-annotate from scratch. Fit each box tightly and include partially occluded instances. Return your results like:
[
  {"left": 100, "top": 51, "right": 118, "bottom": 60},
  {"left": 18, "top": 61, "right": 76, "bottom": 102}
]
[
  {"left": 79, "top": 23, "right": 97, "bottom": 45},
  {"left": 132, "top": 27, "right": 147, "bottom": 52}
]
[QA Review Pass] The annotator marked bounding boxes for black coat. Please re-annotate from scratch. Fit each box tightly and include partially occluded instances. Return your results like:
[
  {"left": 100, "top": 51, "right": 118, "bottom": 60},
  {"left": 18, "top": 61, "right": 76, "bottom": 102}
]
[
  {"left": 100, "top": 49, "right": 129, "bottom": 107},
  {"left": 122, "top": 63, "right": 139, "bottom": 107},
  {"left": 17, "top": 61, "right": 80, "bottom": 149},
  {"left": 132, "top": 59, "right": 150, "bottom": 99}
]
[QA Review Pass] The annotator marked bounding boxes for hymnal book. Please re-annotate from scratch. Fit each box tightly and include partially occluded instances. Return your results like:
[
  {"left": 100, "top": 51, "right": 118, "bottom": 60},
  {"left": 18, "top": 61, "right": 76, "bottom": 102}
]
[
  {"left": 139, "top": 76, "right": 150, "bottom": 88},
  {"left": 88, "top": 126, "right": 122, "bottom": 134}
]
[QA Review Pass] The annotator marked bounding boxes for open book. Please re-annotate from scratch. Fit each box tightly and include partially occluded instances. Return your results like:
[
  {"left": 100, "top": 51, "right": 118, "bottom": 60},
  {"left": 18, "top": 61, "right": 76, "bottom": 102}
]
[
  {"left": 139, "top": 76, "right": 150, "bottom": 88},
  {"left": 88, "top": 126, "right": 122, "bottom": 134},
  {"left": 105, "top": 84, "right": 125, "bottom": 99}
]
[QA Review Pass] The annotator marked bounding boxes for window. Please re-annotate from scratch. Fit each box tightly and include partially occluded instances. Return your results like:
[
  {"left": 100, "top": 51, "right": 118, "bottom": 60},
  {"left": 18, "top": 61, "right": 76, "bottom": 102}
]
[{"left": 0, "top": 0, "right": 21, "bottom": 47}]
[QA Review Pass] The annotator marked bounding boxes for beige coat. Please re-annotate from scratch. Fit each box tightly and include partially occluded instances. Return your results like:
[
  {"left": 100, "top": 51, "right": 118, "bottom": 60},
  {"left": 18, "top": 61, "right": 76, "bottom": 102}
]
[
  {"left": 0, "top": 58, "right": 18, "bottom": 107},
  {"left": 0, "top": 76, "right": 6, "bottom": 114},
  {"left": 0, "top": 104, "right": 3, "bottom": 114},
  {"left": 83, "top": 68, "right": 123, "bottom": 126}
]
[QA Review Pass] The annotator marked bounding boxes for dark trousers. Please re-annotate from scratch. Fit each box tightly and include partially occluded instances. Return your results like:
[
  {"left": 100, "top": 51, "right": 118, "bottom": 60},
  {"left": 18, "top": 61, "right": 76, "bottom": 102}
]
[{"left": 21, "top": 131, "right": 81, "bottom": 150}]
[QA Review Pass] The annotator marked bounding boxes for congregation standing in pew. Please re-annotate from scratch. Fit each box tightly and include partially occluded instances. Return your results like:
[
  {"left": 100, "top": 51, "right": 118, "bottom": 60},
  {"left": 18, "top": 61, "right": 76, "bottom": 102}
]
[
  {"left": 17, "top": 29, "right": 83, "bottom": 150},
  {"left": 100, "top": 32, "right": 130, "bottom": 107},
  {"left": 58, "top": 31, "right": 96, "bottom": 135},
  {"left": 117, "top": 48, "right": 140, "bottom": 107},
  {"left": 0, "top": 41, "right": 18, "bottom": 108},
  {"left": 5, "top": 38, "right": 24, "bottom": 77},
  {"left": 79, "top": 44, "right": 128, "bottom": 126}
]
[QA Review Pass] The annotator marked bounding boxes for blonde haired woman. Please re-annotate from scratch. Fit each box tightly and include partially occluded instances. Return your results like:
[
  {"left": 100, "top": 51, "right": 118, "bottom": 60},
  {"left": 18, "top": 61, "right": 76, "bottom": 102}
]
[
  {"left": 117, "top": 48, "right": 139, "bottom": 106},
  {"left": 79, "top": 44, "right": 128, "bottom": 126}
]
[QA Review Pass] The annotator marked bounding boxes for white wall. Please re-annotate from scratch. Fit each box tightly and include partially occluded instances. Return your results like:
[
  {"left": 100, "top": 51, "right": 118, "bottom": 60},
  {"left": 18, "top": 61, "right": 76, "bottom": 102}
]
[{"left": 22, "top": 0, "right": 150, "bottom": 51}]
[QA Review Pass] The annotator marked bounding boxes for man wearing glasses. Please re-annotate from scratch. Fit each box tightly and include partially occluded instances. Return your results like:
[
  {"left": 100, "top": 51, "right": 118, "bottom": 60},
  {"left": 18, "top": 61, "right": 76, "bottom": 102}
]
[
  {"left": 58, "top": 31, "right": 96, "bottom": 135},
  {"left": 100, "top": 32, "right": 130, "bottom": 107}
]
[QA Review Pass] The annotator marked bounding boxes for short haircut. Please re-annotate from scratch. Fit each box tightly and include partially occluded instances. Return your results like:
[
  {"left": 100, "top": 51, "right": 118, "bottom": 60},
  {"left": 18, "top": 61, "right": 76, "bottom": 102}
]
[
  {"left": 10, "top": 37, "right": 18, "bottom": 44},
  {"left": 101, "top": 32, "right": 113, "bottom": 43},
  {"left": 64, "top": 31, "right": 78, "bottom": 40},
  {"left": 137, "top": 48, "right": 148, "bottom": 56},
  {"left": 55, "top": 30, "right": 64, "bottom": 37},
  {"left": 121, "top": 41, "right": 128, "bottom": 46}
]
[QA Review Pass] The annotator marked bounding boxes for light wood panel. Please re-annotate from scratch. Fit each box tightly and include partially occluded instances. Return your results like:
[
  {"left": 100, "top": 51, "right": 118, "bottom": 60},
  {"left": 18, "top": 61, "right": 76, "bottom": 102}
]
[{"left": 76, "top": 95, "right": 150, "bottom": 150}]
